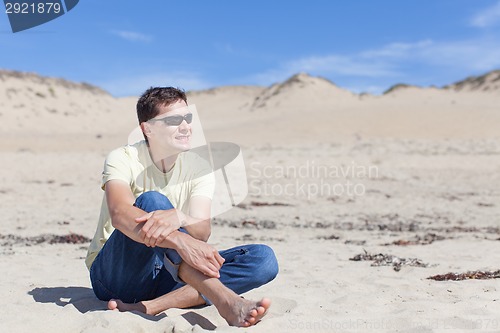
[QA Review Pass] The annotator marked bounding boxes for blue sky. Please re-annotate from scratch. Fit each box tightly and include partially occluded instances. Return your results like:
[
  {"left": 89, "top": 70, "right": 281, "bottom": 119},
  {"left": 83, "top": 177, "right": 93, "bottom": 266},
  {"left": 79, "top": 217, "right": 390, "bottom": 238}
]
[{"left": 1, "top": 0, "right": 500, "bottom": 96}]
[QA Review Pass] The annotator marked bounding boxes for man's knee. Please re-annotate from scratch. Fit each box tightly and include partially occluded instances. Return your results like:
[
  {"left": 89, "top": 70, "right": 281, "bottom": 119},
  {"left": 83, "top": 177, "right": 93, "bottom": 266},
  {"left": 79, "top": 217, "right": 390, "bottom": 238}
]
[
  {"left": 253, "top": 244, "right": 279, "bottom": 285},
  {"left": 134, "top": 191, "right": 174, "bottom": 212}
]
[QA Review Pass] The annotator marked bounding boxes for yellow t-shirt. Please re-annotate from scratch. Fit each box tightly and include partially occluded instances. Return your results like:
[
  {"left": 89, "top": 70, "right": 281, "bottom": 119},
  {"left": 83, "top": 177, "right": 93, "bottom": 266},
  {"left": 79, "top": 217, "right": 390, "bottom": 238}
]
[{"left": 85, "top": 141, "right": 215, "bottom": 270}]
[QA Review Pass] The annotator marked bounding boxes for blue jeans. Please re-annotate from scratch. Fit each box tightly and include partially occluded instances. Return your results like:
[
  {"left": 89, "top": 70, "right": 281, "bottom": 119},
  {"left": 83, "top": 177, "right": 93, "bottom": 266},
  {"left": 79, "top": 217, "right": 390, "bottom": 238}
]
[{"left": 90, "top": 191, "right": 279, "bottom": 304}]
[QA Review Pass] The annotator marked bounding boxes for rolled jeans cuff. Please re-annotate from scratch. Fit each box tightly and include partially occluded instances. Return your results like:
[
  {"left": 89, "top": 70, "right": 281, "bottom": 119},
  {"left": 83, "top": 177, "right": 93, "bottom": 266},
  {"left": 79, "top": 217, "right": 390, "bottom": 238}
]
[
  {"left": 199, "top": 293, "right": 212, "bottom": 305},
  {"left": 164, "top": 249, "right": 183, "bottom": 283},
  {"left": 164, "top": 249, "right": 211, "bottom": 305},
  {"left": 163, "top": 227, "right": 190, "bottom": 283}
]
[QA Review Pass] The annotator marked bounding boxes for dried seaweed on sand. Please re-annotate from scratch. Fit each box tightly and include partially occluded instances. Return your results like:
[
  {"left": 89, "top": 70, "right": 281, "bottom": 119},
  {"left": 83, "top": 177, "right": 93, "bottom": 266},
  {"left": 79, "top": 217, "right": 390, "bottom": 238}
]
[
  {"left": 350, "top": 249, "right": 429, "bottom": 271},
  {"left": 428, "top": 270, "right": 500, "bottom": 281},
  {"left": 0, "top": 233, "right": 90, "bottom": 246},
  {"left": 383, "top": 233, "right": 446, "bottom": 246}
]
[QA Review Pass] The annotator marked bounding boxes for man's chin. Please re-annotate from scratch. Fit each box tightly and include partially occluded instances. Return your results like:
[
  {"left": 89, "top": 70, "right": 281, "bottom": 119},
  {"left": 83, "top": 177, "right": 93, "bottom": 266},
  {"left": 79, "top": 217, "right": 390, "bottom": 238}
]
[
  {"left": 151, "top": 142, "right": 191, "bottom": 158},
  {"left": 175, "top": 142, "right": 191, "bottom": 152}
]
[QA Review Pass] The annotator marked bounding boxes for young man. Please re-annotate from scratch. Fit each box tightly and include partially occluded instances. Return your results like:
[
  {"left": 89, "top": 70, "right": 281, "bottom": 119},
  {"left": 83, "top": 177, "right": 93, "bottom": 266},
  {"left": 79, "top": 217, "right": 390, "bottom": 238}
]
[{"left": 85, "top": 87, "right": 279, "bottom": 327}]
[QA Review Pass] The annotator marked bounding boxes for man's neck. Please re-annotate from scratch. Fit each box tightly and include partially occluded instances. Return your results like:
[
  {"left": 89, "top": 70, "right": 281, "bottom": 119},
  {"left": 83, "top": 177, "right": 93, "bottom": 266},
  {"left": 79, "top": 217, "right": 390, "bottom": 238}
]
[{"left": 147, "top": 143, "right": 179, "bottom": 173}]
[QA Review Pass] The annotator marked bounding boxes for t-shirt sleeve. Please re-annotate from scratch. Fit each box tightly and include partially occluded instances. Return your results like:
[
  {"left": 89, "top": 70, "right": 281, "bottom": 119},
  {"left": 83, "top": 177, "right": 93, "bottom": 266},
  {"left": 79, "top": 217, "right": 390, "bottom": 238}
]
[
  {"left": 190, "top": 157, "right": 215, "bottom": 199},
  {"left": 101, "top": 147, "right": 133, "bottom": 190}
]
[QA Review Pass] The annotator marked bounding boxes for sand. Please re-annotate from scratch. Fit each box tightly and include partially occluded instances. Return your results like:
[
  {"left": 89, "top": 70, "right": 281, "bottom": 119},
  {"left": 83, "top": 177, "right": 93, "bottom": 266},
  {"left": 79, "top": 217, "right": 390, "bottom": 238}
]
[{"left": 0, "top": 69, "right": 499, "bottom": 332}]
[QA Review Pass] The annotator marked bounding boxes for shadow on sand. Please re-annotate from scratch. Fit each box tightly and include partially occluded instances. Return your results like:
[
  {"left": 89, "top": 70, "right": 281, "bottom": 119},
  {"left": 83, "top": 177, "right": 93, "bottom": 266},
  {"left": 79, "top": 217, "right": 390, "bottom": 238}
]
[
  {"left": 28, "top": 286, "right": 217, "bottom": 329},
  {"left": 29, "top": 286, "right": 102, "bottom": 313}
]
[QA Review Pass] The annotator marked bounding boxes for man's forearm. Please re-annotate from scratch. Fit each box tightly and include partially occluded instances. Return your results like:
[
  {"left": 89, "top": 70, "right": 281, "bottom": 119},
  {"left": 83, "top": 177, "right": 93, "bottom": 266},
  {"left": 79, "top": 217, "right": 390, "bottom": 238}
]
[
  {"left": 181, "top": 213, "right": 211, "bottom": 242},
  {"left": 111, "top": 204, "right": 183, "bottom": 250}
]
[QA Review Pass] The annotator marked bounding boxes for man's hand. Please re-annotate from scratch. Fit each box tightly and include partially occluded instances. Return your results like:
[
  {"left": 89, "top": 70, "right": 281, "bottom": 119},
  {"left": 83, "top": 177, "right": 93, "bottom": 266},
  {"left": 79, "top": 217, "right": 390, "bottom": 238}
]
[
  {"left": 176, "top": 235, "right": 225, "bottom": 278},
  {"left": 135, "top": 209, "right": 184, "bottom": 247}
]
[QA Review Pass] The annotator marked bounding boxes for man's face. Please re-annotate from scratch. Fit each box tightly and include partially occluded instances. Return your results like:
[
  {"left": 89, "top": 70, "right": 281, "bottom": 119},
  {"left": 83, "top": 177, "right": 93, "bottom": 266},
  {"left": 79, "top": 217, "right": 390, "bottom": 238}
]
[{"left": 146, "top": 100, "right": 192, "bottom": 157}]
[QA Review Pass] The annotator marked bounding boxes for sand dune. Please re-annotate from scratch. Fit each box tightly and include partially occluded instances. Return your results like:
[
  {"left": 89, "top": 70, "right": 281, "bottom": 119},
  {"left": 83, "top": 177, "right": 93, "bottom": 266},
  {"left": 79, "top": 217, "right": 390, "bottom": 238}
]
[
  {"left": 444, "top": 70, "right": 500, "bottom": 93},
  {"left": 1, "top": 69, "right": 499, "bottom": 149}
]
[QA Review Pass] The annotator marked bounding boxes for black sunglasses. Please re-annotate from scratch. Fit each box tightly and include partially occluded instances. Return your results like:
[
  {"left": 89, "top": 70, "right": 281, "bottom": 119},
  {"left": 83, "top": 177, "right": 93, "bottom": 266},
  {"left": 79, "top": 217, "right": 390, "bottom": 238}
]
[{"left": 150, "top": 113, "right": 193, "bottom": 126}]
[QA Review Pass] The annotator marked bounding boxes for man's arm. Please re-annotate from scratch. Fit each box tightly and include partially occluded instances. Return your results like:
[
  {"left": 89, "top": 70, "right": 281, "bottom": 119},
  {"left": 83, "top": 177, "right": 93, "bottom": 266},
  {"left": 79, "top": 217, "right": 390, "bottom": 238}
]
[
  {"left": 105, "top": 180, "right": 224, "bottom": 277},
  {"left": 181, "top": 195, "right": 212, "bottom": 241},
  {"left": 133, "top": 194, "right": 212, "bottom": 243}
]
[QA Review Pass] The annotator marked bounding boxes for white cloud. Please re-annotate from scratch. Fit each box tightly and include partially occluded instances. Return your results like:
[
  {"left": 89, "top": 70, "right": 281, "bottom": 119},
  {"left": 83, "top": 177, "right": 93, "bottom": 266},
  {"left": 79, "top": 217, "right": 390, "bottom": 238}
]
[
  {"left": 248, "top": 36, "right": 500, "bottom": 87},
  {"left": 110, "top": 30, "right": 153, "bottom": 43},
  {"left": 98, "top": 72, "right": 212, "bottom": 97},
  {"left": 287, "top": 55, "right": 397, "bottom": 77},
  {"left": 418, "top": 38, "right": 500, "bottom": 71},
  {"left": 343, "top": 84, "right": 389, "bottom": 95},
  {"left": 359, "top": 37, "right": 500, "bottom": 72},
  {"left": 247, "top": 53, "right": 399, "bottom": 86},
  {"left": 360, "top": 40, "right": 433, "bottom": 59},
  {"left": 470, "top": 1, "right": 500, "bottom": 27},
  {"left": 213, "top": 42, "right": 236, "bottom": 54}
]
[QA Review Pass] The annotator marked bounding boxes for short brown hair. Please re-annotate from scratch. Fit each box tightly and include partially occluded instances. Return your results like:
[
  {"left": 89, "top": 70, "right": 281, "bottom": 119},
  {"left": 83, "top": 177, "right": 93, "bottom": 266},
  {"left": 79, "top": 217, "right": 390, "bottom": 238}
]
[{"left": 136, "top": 87, "right": 187, "bottom": 124}]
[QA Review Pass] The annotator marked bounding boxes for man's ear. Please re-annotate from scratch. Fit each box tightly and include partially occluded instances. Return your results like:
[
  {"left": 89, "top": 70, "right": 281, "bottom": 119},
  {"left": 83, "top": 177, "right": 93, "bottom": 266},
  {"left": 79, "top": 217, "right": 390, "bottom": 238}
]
[{"left": 140, "top": 122, "right": 152, "bottom": 139}]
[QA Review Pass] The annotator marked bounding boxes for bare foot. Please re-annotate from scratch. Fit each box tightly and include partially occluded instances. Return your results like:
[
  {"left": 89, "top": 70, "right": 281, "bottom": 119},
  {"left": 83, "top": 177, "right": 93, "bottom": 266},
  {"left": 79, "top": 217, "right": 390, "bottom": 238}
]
[
  {"left": 218, "top": 297, "right": 271, "bottom": 327},
  {"left": 107, "top": 299, "right": 119, "bottom": 311},
  {"left": 107, "top": 299, "right": 147, "bottom": 314}
]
